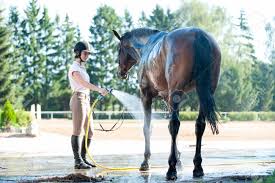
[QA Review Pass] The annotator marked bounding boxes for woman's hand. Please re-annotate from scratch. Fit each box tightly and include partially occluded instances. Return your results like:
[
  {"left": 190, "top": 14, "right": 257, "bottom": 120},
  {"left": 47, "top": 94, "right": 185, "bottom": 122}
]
[{"left": 98, "top": 88, "right": 109, "bottom": 96}]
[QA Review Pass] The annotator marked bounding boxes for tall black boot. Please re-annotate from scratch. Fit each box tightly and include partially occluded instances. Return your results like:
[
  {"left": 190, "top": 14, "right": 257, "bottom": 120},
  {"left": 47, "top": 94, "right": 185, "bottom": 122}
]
[
  {"left": 81, "top": 136, "right": 96, "bottom": 167},
  {"left": 71, "top": 135, "right": 91, "bottom": 169}
]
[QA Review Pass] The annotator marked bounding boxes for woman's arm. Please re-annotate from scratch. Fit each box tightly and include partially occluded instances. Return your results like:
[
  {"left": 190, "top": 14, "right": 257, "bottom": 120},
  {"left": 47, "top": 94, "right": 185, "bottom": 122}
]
[{"left": 72, "top": 71, "right": 107, "bottom": 95}]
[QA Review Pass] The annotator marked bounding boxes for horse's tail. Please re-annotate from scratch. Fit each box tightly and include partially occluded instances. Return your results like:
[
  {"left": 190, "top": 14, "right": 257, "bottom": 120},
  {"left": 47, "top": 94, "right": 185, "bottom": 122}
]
[{"left": 193, "top": 30, "right": 219, "bottom": 134}]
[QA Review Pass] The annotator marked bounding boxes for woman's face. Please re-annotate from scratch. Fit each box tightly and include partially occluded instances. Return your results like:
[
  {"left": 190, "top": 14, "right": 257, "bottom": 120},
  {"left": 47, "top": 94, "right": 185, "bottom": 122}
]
[{"left": 80, "top": 50, "right": 90, "bottom": 61}]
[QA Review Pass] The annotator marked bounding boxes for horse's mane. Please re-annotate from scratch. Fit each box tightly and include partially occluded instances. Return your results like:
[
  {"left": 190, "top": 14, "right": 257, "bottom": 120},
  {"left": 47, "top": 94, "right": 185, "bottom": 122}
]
[{"left": 122, "top": 28, "right": 160, "bottom": 39}]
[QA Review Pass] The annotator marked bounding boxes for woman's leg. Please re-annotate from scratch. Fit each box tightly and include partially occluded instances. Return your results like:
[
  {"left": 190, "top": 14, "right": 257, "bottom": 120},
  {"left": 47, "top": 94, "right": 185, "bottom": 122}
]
[
  {"left": 70, "top": 94, "right": 90, "bottom": 169},
  {"left": 81, "top": 103, "right": 96, "bottom": 167}
]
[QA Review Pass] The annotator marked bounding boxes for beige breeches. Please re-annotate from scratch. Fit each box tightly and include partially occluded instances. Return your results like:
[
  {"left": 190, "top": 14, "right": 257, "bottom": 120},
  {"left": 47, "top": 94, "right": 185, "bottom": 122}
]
[{"left": 70, "top": 92, "right": 93, "bottom": 138}]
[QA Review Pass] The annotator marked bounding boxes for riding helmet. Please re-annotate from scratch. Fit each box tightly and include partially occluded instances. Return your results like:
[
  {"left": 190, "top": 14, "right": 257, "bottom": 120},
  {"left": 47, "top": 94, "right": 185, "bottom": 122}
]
[{"left": 74, "top": 41, "right": 91, "bottom": 57}]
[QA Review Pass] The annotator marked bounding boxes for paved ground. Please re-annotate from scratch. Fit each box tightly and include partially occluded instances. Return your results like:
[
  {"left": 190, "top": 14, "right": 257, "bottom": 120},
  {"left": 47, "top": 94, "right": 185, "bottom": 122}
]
[{"left": 0, "top": 119, "right": 275, "bottom": 182}]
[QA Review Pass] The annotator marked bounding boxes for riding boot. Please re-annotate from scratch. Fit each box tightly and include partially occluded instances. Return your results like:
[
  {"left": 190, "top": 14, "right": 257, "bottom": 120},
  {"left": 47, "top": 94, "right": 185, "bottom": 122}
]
[
  {"left": 71, "top": 135, "right": 91, "bottom": 169},
  {"left": 81, "top": 136, "right": 96, "bottom": 167}
]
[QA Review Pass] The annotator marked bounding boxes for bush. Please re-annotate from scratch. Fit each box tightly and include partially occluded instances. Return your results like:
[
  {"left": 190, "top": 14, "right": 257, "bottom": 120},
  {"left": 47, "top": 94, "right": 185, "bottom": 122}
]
[
  {"left": 227, "top": 112, "right": 258, "bottom": 121},
  {"left": 15, "top": 110, "right": 32, "bottom": 127},
  {"left": 1, "top": 100, "right": 17, "bottom": 128},
  {"left": 0, "top": 109, "right": 3, "bottom": 127},
  {"left": 253, "top": 170, "right": 275, "bottom": 183},
  {"left": 258, "top": 112, "right": 275, "bottom": 121},
  {"left": 111, "top": 112, "right": 135, "bottom": 119},
  {"left": 179, "top": 112, "right": 198, "bottom": 121}
]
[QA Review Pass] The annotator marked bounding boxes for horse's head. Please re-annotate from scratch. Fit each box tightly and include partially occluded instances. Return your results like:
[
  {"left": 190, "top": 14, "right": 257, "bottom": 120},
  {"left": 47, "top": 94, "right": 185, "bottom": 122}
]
[{"left": 113, "top": 30, "right": 140, "bottom": 79}]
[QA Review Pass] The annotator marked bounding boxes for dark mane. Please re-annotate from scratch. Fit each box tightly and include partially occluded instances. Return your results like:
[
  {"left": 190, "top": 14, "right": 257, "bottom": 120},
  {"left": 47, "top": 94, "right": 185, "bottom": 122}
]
[{"left": 122, "top": 28, "right": 160, "bottom": 39}]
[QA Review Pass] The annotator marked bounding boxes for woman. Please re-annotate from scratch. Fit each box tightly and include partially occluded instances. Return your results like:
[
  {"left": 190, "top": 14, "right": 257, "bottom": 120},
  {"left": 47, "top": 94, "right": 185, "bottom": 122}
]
[{"left": 68, "top": 41, "right": 108, "bottom": 169}]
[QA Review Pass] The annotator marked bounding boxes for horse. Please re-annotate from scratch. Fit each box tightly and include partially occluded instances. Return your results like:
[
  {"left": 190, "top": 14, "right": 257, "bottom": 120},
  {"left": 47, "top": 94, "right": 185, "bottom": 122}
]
[{"left": 113, "top": 27, "right": 221, "bottom": 180}]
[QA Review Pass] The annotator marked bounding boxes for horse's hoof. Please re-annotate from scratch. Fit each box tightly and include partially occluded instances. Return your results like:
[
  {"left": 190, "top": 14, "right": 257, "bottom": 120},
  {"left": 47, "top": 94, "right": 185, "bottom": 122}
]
[
  {"left": 193, "top": 166, "right": 204, "bottom": 178},
  {"left": 176, "top": 159, "right": 182, "bottom": 169},
  {"left": 139, "top": 161, "right": 150, "bottom": 171},
  {"left": 166, "top": 167, "right": 177, "bottom": 180}
]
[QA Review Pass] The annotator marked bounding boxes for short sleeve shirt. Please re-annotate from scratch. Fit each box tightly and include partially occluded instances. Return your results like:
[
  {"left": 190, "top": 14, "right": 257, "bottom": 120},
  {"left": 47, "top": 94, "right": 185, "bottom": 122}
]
[{"left": 68, "top": 61, "right": 90, "bottom": 95}]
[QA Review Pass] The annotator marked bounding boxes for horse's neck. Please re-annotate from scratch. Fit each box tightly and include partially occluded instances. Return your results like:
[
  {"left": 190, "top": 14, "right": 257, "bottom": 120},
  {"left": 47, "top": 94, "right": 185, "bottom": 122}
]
[{"left": 131, "top": 35, "right": 151, "bottom": 49}]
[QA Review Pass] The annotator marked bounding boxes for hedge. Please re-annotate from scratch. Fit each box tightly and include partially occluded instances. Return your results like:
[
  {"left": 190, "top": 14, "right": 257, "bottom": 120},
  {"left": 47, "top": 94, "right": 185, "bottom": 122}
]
[
  {"left": 15, "top": 110, "right": 32, "bottom": 127},
  {"left": 177, "top": 112, "right": 275, "bottom": 121},
  {"left": 257, "top": 112, "right": 275, "bottom": 121}
]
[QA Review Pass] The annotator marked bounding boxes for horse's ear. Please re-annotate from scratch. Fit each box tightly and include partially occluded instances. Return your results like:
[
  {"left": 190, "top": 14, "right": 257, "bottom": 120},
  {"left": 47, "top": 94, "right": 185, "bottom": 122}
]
[{"left": 112, "top": 30, "right": 121, "bottom": 41}]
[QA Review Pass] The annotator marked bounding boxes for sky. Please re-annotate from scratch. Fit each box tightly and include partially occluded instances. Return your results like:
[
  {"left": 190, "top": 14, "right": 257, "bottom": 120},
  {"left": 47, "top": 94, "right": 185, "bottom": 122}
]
[{"left": 0, "top": 0, "right": 274, "bottom": 62}]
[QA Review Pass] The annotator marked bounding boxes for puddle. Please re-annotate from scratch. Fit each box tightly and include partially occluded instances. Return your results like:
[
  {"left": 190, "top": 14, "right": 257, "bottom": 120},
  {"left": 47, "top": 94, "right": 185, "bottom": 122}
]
[{"left": 1, "top": 148, "right": 275, "bottom": 182}]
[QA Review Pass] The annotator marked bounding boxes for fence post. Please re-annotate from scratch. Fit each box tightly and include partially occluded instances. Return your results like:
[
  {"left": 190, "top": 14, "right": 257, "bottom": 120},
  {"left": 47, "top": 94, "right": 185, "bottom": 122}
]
[
  {"left": 36, "top": 104, "right": 41, "bottom": 121},
  {"left": 31, "top": 104, "right": 36, "bottom": 120},
  {"left": 26, "top": 104, "right": 39, "bottom": 137}
]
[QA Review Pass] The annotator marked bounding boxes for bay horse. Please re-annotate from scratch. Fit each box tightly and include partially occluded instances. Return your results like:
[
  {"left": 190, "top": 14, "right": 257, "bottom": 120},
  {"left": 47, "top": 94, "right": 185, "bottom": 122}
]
[{"left": 113, "top": 27, "right": 221, "bottom": 180}]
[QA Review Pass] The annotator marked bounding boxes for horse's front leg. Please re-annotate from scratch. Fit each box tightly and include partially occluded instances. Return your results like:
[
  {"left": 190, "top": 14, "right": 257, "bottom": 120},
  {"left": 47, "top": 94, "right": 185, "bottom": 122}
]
[
  {"left": 193, "top": 108, "right": 206, "bottom": 177},
  {"left": 166, "top": 91, "right": 182, "bottom": 180},
  {"left": 139, "top": 93, "right": 153, "bottom": 171}
]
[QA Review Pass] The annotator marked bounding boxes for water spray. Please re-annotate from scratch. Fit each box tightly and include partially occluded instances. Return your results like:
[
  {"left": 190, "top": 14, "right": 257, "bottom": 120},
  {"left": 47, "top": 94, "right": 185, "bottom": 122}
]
[
  {"left": 97, "top": 88, "right": 113, "bottom": 101},
  {"left": 84, "top": 88, "right": 164, "bottom": 171}
]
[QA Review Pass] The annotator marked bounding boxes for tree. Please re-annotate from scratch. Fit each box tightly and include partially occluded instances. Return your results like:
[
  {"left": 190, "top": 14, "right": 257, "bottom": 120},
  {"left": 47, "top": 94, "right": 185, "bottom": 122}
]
[
  {"left": 176, "top": 0, "right": 227, "bottom": 38},
  {"left": 47, "top": 14, "right": 80, "bottom": 110},
  {"left": 251, "top": 62, "right": 274, "bottom": 111},
  {"left": 143, "top": 5, "right": 178, "bottom": 31},
  {"left": 265, "top": 17, "right": 275, "bottom": 111},
  {"left": 235, "top": 9, "right": 257, "bottom": 63},
  {"left": 39, "top": 7, "right": 57, "bottom": 109},
  {"left": 215, "top": 62, "right": 258, "bottom": 111},
  {"left": 0, "top": 9, "right": 13, "bottom": 106},
  {"left": 8, "top": 7, "right": 26, "bottom": 108},
  {"left": 88, "top": 5, "right": 123, "bottom": 110},
  {"left": 19, "top": 0, "right": 44, "bottom": 108}
]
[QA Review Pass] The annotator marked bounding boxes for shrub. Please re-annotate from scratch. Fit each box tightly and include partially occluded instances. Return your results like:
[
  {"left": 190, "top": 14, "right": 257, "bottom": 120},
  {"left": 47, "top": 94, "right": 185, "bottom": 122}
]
[
  {"left": 1, "top": 100, "right": 17, "bottom": 128},
  {"left": 253, "top": 170, "right": 275, "bottom": 183},
  {"left": 111, "top": 112, "right": 135, "bottom": 119},
  {"left": 179, "top": 112, "right": 198, "bottom": 121},
  {"left": 227, "top": 112, "right": 258, "bottom": 121},
  {"left": 0, "top": 109, "right": 3, "bottom": 127},
  {"left": 15, "top": 110, "right": 32, "bottom": 127},
  {"left": 258, "top": 112, "right": 275, "bottom": 121}
]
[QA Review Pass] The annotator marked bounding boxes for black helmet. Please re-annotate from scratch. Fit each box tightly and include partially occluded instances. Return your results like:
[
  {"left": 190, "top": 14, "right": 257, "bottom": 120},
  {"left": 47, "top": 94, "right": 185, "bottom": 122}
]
[{"left": 74, "top": 41, "right": 91, "bottom": 57}]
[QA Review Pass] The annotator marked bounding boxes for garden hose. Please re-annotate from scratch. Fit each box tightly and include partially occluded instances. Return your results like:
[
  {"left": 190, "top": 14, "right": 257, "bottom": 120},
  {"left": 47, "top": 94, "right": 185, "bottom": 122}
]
[{"left": 84, "top": 93, "right": 164, "bottom": 171}]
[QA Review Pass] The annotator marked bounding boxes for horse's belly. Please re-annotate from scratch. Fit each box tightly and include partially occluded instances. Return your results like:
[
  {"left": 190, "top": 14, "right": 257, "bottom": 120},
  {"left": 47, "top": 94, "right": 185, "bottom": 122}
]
[{"left": 148, "top": 71, "right": 168, "bottom": 93}]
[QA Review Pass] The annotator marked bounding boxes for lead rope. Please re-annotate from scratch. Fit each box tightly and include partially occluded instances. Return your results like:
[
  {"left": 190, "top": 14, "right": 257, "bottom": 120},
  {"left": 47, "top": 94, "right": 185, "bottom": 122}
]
[{"left": 85, "top": 98, "right": 164, "bottom": 170}]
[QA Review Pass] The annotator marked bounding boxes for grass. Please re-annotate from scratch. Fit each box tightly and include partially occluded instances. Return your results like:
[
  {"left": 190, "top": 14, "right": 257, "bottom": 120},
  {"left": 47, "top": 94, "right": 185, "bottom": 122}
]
[{"left": 253, "top": 170, "right": 275, "bottom": 183}]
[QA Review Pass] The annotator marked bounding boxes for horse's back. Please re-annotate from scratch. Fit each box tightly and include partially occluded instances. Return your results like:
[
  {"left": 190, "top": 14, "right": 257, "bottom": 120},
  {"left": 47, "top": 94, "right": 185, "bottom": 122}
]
[{"left": 164, "top": 27, "right": 221, "bottom": 92}]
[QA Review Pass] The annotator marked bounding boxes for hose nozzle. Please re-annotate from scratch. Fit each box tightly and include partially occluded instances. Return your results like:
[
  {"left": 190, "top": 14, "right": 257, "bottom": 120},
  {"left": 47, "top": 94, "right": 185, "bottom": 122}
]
[
  {"left": 97, "top": 88, "right": 113, "bottom": 101},
  {"left": 107, "top": 88, "right": 113, "bottom": 94}
]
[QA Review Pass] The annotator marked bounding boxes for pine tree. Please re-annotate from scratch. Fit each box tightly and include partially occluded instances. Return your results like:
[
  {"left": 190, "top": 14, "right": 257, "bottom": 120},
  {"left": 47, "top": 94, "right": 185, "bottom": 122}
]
[
  {"left": 39, "top": 7, "right": 56, "bottom": 109},
  {"left": 251, "top": 62, "right": 274, "bottom": 111},
  {"left": 48, "top": 14, "right": 79, "bottom": 110},
  {"left": 20, "top": 0, "right": 44, "bottom": 108},
  {"left": 89, "top": 5, "right": 123, "bottom": 110},
  {"left": 215, "top": 62, "right": 258, "bottom": 111},
  {"left": 235, "top": 10, "right": 257, "bottom": 63},
  {"left": 0, "top": 9, "right": 13, "bottom": 106},
  {"left": 138, "top": 11, "right": 147, "bottom": 27},
  {"left": 146, "top": 5, "right": 178, "bottom": 31},
  {"left": 7, "top": 7, "right": 27, "bottom": 108},
  {"left": 264, "top": 18, "right": 275, "bottom": 111}
]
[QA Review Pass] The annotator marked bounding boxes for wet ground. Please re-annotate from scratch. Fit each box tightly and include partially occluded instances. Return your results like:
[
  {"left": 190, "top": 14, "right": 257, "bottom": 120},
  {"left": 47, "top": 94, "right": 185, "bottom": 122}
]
[{"left": 0, "top": 120, "right": 275, "bottom": 182}]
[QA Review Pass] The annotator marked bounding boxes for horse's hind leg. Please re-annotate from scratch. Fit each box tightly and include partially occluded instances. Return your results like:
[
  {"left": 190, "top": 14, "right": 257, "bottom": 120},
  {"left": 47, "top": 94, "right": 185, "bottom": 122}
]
[
  {"left": 140, "top": 91, "right": 153, "bottom": 171},
  {"left": 193, "top": 108, "right": 206, "bottom": 177},
  {"left": 166, "top": 90, "right": 182, "bottom": 180}
]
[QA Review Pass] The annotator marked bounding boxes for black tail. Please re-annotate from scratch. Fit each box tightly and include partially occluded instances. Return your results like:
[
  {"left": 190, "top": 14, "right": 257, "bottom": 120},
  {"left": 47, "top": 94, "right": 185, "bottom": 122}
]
[{"left": 193, "top": 30, "right": 219, "bottom": 134}]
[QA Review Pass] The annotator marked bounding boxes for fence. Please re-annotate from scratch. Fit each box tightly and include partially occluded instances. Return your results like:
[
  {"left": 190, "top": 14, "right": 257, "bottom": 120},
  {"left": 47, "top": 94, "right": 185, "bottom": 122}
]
[
  {"left": 30, "top": 104, "right": 275, "bottom": 121},
  {"left": 35, "top": 110, "right": 231, "bottom": 120}
]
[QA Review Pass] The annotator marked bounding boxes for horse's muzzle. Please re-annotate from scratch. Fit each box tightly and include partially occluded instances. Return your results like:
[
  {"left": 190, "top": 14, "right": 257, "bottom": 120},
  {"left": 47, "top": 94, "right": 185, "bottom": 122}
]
[{"left": 117, "top": 71, "right": 128, "bottom": 79}]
